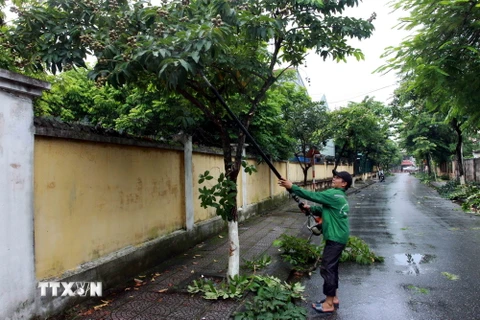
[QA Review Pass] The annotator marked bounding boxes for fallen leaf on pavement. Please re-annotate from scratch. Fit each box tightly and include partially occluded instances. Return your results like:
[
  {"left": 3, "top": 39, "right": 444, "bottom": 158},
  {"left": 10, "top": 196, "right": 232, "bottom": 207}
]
[
  {"left": 157, "top": 289, "right": 168, "bottom": 293},
  {"left": 93, "top": 300, "right": 112, "bottom": 310}
]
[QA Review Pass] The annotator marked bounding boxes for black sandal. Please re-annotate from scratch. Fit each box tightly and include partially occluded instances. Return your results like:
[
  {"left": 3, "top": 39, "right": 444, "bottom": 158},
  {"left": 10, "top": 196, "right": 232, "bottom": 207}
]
[
  {"left": 316, "top": 299, "right": 339, "bottom": 309},
  {"left": 312, "top": 302, "right": 335, "bottom": 314}
]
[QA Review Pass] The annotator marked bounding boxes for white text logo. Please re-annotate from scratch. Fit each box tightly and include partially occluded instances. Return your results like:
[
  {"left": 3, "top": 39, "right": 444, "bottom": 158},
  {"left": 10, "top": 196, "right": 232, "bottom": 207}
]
[{"left": 38, "top": 282, "right": 102, "bottom": 297}]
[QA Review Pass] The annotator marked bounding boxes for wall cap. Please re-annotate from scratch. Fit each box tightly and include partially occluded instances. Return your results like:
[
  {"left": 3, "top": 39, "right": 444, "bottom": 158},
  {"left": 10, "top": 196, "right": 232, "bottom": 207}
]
[
  {"left": 34, "top": 117, "right": 227, "bottom": 155},
  {"left": 0, "top": 69, "right": 50, "bottom": 97}
]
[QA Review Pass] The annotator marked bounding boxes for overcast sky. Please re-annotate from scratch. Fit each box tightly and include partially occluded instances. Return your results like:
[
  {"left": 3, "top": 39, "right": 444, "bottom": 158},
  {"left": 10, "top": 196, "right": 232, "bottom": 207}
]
[{"left": 298, "top": 0, "right": 412, "bottom": 109}]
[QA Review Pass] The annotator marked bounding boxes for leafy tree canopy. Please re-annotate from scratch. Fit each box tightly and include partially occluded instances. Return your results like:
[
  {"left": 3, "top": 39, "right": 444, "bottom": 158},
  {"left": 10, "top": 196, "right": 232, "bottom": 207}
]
[
  {"left": 379, "top": 0, "right": 480, "bottom": 130},
  {"left": 35, "top": 68, "right": 207, "bottom": 139},
  {"left": 4, "top": 0, "right": 377, "bottom": 277},
  {"left": 329, "top": 97, "right": 391, "bottom": 169},
  {"left": 399, "top": 110, "right": 455, "bottom": 164},
  {"left": 6, "top": 0, "right": 375, "bottom": 178}
]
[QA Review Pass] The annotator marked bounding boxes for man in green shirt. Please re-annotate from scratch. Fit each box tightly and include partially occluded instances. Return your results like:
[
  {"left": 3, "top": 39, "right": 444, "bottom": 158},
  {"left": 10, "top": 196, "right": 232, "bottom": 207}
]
[{"left": 278, "top": 170, "right": 352, "bottom": 314}]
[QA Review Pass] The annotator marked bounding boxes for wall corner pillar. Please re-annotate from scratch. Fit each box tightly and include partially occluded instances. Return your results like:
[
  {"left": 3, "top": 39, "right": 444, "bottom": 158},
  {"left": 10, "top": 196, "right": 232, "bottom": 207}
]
[{"left": 0, "top": 69, "right": 50, "bottom": 319}]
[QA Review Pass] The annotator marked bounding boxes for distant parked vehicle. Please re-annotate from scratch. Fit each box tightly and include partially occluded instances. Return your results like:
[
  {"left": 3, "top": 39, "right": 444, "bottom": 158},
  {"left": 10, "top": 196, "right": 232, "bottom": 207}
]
[{"left": 403, "top": 166, "right": 418, "bottom": 173}]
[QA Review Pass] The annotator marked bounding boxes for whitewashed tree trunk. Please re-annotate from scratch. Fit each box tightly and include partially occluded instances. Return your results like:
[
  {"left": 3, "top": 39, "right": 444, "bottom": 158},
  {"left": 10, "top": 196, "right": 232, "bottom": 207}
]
[{"left": 227, "top": 220, "right": 240, "bottom": 278}]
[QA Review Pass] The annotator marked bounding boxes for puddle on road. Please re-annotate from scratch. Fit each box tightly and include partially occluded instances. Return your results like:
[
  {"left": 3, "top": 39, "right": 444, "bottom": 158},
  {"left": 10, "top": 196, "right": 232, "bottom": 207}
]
[{"left": 394, "top": 253, "right": 436, "bottom": 275}]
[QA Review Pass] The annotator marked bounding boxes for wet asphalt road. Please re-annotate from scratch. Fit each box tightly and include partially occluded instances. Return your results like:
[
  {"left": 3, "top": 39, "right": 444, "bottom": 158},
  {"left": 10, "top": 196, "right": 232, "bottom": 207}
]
[{"left": 303, "top": 173, "right": 480, "bottom": 320}]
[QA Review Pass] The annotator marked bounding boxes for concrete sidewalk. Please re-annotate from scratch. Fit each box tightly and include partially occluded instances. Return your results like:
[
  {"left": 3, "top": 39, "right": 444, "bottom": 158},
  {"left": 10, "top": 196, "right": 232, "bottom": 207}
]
[{"left": 52, "top": 181, "right": 374, "bottom": 320}]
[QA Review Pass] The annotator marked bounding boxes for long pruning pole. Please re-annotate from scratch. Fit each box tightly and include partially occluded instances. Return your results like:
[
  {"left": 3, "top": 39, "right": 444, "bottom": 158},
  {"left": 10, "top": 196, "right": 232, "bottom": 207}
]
[
  {"left": 200, "top": 71, "right": 308, "bottom": 210},
  {"left": 200, "top": 72, "right": 282, "bottom": 180}
]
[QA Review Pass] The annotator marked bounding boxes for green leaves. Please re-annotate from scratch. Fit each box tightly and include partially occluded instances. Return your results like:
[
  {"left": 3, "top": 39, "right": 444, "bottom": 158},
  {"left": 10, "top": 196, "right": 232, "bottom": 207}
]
[
  {"left": 198, "top": 170, "right": 213, "bottom": 185},
  {"left": 242, "top": 254, "right": 272, "bottom": 272},
  {"left": 188, "top": 274, "right": 307, "bottom": 319},
  {"left": 328, "top": 97, "right": 396, "bottom": 170},
  {"left": 234, "top": 276, "right": 306, "bottom": 320},
  {"left": 198, "top": 170, "right": 237, "bottom": 221},
  {"left": 341, "top": 236, "right": 384, "bottom": 265},
  {"left": 187, "top": 274, "right": 250, "bottom": 300},
  {"left": 397, "top": 109, "right": 456, "bottom": 167},
  {"left": 241, "top": 160, "right": 257, "bottom": 175},
  {"left": 273, "top": 234, "right": 323, "bottom": 272},
  {"left": 382, "top": 0, "right": 480, "bottom": 131},
  {"left": 9, "top": 0, "right": 376, "bottom": 228},
  {"left": 438, "top": 182, "right": 480, "bottom": 214},
  {"left": 274, "top": 234, "right": 384, "bottom": 269},
  {"left": 441, "top": 272, "right": 460, "bottom": 281}
]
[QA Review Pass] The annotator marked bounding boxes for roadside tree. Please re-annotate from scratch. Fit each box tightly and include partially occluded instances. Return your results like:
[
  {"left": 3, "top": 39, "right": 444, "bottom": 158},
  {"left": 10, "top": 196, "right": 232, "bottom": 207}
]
[
  {"left": 6, "top": 0, "right": 375, "bottom": 277},
  {"left": 329, "top": 97, "right": 390, "bottom": 174},
  {"left": 379, "top": 0, "right": 480, "bottom": 182}
]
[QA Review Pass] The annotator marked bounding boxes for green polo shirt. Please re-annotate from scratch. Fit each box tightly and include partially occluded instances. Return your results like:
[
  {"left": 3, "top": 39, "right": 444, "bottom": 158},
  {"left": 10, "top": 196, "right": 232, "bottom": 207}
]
[{"left": 291, "top": 185, "right": 350, "bottom": 244}]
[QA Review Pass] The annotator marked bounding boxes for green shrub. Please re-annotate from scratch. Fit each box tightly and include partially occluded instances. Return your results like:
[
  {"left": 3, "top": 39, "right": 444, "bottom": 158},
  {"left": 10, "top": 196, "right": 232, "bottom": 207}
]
[
  {"left": 272, "top": 234, "right": 323, "bottom": 272},
  {"left": 273, "top": 234, "right": 384, "bottom": 270},
  {"left": 447, "top": 184, "right": 479, "bottom": 201},
  {"left": 415, "top": 172, "right": 435, "bottom": 184},
  {"left": 462, "top": 192, "right": 480, "bottom": 213},
  {"left": 436, "top": 181, "right": 480, "bottom": 214},
  {"left": 437, "top": 180, "right": 460, "bottom": 198},
  {"left": 341, "top": 236, "right": 384, "bottom": 264},
  {"left": 234, "top": 276, "right": 306, "bottom": 320}
]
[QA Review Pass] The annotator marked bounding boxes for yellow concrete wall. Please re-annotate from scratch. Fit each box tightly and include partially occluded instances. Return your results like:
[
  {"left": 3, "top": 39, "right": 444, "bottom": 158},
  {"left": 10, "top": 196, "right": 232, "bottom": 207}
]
[
  {"left": 272, "top": 161, "right": 288, "bottom": 196},
  {"left": 246, "top": 161, "right": 274, "bottom": 204},
  {"left": 286, "top": 162, "right": 353, "bottom": 183},
  {"left": 191, "top": 152, "right": 225, "bottom": 222},
  {"left": 34, "top": 135, "right": 355, "bottom": 280},
  {"left": 34, "top": 137, "right": 184, "bottom": 279}
]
